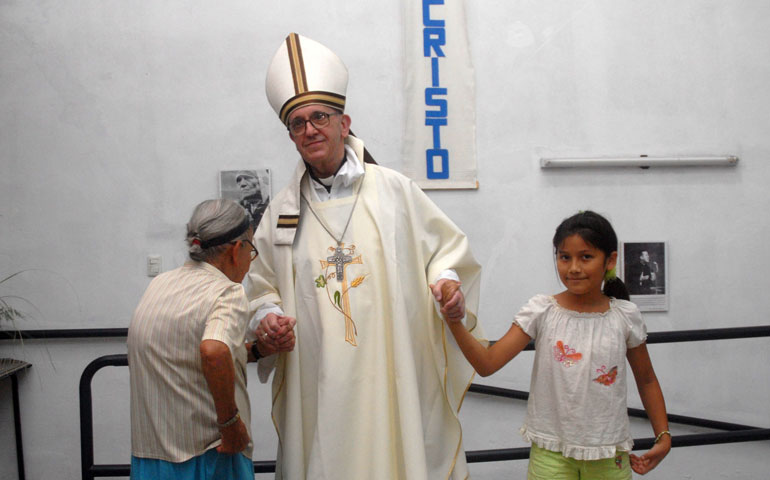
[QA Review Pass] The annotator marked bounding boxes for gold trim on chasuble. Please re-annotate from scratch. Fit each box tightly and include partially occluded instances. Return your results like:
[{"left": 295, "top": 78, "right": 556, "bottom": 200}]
[
  {"left": 315, "top": 243, "right": 367, "bottom": 346},
  {"left": 280, "top": 33, "right": 346, "bottom": 124},
  {"left": 441, "top": 311, "right": 480, "bottom": 480}
]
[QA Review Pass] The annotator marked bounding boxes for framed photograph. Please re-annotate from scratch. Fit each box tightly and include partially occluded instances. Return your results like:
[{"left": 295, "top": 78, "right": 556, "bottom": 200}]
[
  {"left": 619, "top": 241, "right": 668, "bottom": 312},
  {"left": 219, "top": 169, "right": 271, "bottom": 228}
]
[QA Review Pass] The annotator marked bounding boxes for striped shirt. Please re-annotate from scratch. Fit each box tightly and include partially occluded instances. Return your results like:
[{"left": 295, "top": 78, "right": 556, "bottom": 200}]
[{"left": 128, "top": 261, "right": 252, "bottom": 462}]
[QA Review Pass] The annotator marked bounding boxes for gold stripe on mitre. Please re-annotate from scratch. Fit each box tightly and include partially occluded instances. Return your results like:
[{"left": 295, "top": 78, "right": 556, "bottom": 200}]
[
  {"left": 279, "top": 91, "right": 346, "bottom": 124},
  {"left": 286, "top": 33, "right": 307, "bottom": 95}
]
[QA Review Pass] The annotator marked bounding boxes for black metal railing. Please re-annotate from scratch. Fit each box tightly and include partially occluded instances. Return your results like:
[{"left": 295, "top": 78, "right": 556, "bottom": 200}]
[
  {"left": 465, "top": 384, "right": 770, "bottom": 462},
  {"left": 79, "top": 354, "right": 279, "bottom": 479},
  {"left": 59, "top": 324, "right": 770, "bottom": 477},
  {"left": 1, "top": 328, "right": 128, "bottom": 340}
]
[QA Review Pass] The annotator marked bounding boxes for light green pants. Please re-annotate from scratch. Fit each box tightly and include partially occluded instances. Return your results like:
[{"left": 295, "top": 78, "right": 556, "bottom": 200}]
[{"left": 528, "top": 444, "right": 632, "bottom": 480}]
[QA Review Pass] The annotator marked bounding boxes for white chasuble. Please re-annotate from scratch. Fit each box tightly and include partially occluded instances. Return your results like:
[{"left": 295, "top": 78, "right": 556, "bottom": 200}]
[
  {"left": 247, "top": 136, "right": 484, "bottom": 480},
  {"left": 291, "top": 176, "right": 398, "bottom": 477}
]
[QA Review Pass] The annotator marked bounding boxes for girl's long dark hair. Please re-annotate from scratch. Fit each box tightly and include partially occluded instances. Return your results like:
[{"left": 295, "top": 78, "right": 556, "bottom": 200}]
[{"left": 552, "top": 211, "right": 630, "bottom": 301}]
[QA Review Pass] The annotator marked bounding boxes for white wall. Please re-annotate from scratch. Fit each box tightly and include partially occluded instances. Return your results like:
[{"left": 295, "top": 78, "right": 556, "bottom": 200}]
[{"left": 2, "top": 1, "right": 769, "bottom": 478}]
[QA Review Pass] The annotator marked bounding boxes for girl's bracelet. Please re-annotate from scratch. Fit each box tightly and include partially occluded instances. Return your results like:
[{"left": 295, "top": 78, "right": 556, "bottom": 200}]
[{"left": 654, "top": 430, "right": 671, "bottom": 444}]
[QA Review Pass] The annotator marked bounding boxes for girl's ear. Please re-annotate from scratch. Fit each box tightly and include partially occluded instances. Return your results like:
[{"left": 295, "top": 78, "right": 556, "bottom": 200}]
[{"left": 606, "top": 251, "right": 618, "bottom": 272}]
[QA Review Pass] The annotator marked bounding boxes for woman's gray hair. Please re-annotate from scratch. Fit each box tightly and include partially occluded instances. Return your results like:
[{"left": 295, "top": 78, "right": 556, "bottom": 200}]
[{"left": 186, "top": 199, "right": 251, "bottom": 262}]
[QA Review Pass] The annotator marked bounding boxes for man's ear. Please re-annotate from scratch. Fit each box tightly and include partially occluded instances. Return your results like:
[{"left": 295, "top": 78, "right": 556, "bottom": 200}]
[{"left": 340, "top": 114, "right": 351, "bottom": 137}]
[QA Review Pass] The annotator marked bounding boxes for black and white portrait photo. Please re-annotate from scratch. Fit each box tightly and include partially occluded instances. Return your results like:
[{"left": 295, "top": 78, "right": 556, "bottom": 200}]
[
  {"left": 620, "top": 241, "right": 668, "bottom": 312},
  {"left": 219, "top": 169, "right": 271, "bottom": 228}
]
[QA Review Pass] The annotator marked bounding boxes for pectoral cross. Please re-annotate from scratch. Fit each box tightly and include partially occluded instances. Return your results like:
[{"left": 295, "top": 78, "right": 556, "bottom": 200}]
[
  {"left": 320, "top": 243, "right": 363, "bottom": 345},
  {"left": 327, "top": 246, "right": 353, "bottom": 279}
]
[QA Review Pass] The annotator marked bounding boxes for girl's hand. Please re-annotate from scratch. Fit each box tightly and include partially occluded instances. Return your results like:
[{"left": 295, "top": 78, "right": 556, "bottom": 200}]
[
  {"left": 629, "top": 437, "right": 670, "bottom": 474},
  {"left": 430, "top": 280, "right": 464, "bottom": 323}
]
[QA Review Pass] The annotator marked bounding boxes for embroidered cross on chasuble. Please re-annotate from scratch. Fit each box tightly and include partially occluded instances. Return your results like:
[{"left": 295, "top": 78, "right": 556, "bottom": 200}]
[{"left": 317, "top": 243, "right": 365, "bottom": 345}]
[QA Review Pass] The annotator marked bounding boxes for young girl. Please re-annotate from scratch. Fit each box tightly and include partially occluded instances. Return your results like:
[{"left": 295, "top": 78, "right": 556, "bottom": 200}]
[{"left": 441, "top": 211, "right": 670, "bottom": 478}]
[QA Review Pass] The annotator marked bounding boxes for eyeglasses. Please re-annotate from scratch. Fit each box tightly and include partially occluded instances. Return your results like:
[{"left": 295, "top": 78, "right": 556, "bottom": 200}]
[
  {"left": 244, "top": 239, "right": 258, "bottom": 261},
  {"left": 232, "top": 239, "right": 258, "bottom": 261},
  {"left": 287, "top": 111, "right": 342, "bottom": 136}
]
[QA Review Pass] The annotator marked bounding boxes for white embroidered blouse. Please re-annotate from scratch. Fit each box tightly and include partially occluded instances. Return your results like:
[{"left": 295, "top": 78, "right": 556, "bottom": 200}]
[{"left": 514, "top": 294, "right": 647, "bottom": 460}]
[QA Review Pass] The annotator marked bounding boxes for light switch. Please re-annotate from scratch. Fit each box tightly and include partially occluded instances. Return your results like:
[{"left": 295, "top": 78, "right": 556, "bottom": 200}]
[{"left": 147, "top": 254, "right": 162, "bottom": 277}]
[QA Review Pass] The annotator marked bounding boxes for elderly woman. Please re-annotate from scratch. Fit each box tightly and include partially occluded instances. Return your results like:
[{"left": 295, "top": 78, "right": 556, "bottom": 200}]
[{"left": 127, "top": 199, "right": 294, "bottom": 480}]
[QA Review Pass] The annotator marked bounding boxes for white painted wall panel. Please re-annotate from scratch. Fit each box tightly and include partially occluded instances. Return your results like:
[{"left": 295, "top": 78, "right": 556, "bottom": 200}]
[{"left": 2, "top": 1, "right": 768, "bottom": 478}]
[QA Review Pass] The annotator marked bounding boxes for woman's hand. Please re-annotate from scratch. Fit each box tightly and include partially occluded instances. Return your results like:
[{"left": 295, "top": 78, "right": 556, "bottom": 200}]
[{"left": 217, "top": 418, "right": 250, "bottom": 455}]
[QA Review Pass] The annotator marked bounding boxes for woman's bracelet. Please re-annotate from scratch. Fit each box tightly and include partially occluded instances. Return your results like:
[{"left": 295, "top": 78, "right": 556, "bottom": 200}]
[
  {"left": 654, "top": 430, "right": 671, "bottom": 444},
  {"left": 217, "top": 410, "right": 240, "bottom": 429}
]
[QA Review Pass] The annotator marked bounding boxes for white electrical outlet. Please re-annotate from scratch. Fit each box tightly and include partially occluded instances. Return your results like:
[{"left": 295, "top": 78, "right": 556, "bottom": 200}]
[{"left": 147, "top": 255, "right": 162, "bottom": 277}]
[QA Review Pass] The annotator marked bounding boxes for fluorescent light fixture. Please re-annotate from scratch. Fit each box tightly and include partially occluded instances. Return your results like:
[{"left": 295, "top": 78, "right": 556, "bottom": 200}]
[{"left": 540, "top": 155, "right": 739, "bottom": 169}]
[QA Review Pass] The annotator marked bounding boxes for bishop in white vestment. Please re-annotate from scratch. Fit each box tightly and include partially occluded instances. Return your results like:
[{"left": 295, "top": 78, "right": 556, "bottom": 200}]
[{"left": 247, "top": 33, "right": 485, "bottom": 480}]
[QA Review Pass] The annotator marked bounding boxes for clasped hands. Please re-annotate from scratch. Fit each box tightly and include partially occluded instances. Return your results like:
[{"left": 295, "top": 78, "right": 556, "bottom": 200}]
[
  {"left": 253, "top": 281, "right": 463, "bottom": 350},
  {"left": 430, "top": 279, "right": 465, "bottom": 323},
  {"left": 255, "top": 313, "right": 297, "bottom": 355}
]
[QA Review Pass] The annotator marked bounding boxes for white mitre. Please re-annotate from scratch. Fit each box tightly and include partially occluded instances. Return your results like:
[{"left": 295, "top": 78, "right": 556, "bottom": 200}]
[{"left": 265, "top": 33, "right": 349, "bottom": 125}]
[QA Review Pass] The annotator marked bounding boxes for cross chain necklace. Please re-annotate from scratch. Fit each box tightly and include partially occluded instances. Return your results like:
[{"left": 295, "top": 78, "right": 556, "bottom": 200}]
[{"left": 300, "top": 167, "right": 366, "bottom": 254}]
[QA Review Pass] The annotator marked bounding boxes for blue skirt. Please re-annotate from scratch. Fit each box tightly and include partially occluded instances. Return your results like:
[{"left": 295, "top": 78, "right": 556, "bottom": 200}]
[{"left": 131, "top": 449, "right": 253, "bottom": 480}]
